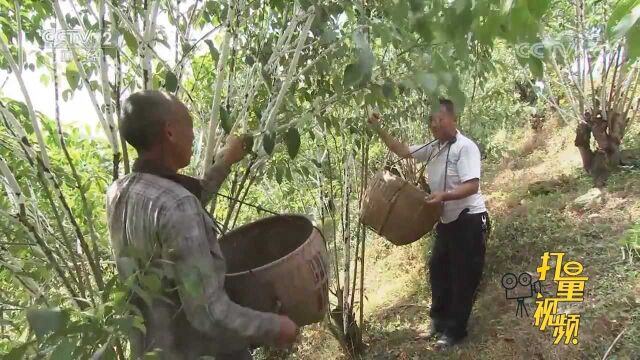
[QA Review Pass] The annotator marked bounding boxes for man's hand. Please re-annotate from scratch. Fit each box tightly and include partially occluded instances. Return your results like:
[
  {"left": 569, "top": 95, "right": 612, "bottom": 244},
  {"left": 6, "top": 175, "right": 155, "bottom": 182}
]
[
  {"left": 425, "top": 191, "right": 447, "bottom": 205},
  {"left": 426, "top": 180, "right": 479, "bottom": 204},
  {"left": 221, "top": 135, "right": 248, "bottom": 166},
  {"left": 367, "top": 112, "right": 381, "bottom": 130},
  {"left": 367, "top": 112, "right": 411, "bottom": 158},
  {"left": 275, "top": 315, "right": 298, "bottom": 348}
]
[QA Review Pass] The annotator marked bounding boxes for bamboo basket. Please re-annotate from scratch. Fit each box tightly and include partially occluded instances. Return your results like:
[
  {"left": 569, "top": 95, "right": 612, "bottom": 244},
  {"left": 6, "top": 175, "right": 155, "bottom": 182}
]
[
  {"left": 220, "top": 215, "right": 329, "bottom": 326},
  {"left": 360, "top": 170, "right": 441, "bottom": 245}
]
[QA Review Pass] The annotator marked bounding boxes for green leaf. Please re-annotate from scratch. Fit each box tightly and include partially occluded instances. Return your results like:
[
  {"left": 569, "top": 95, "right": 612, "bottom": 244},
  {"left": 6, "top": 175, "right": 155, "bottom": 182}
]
[
  {"left": 627, "top": 26, "right": 640, "bottom": 60},
  {"left": 302, "top": 165, "right": 312, "bottom": 178},
  {"left": 315, "top": 58, "right": 330, "bottom": 74},
  {"left": 410, "top": 0, "right": 424, "bottom": 12},
  {"left": 271, "top": 0, "right": 286, "bottom": 12},
  {"left": 40, "top": 73, "right": 50, "bottom": 86},
  {"left": 477, "top": 12, "right": 502, "bottom": 44},
  {"left": 180, "top": 267, "right": 206, "bottom": 298},
  {"left": 220, "top": 106, "right": 234, "bottom": 134},
  {"left": 263, "top": 132, "right": 276, "bottom": 155},
  {"left": 65, "top": 62, "right": 80, "bottom": 90},
  {"left": 50, "top": 337, "right": 76, "bottom": 360},
  {"left": 370, "top": 84, "right": 385, "bottom": 101},
  {"left": 298, "top": 0, "right": 313, "bottom": 8},
  {"left": 164, "top": 71, "right": 178, "bottom": 92},
  {"left": 181, "top": 42, "right": 192, "bottom": 55},
  {"left": 4, "top": 343, "right": 29, "bottom": 360},
  {"left": 364, "top": 93, "right": 377, "bottom": 106},
  {"left": 391, "top": 1, "right": 410, "bottom": 23},
  {"left": 285, "top": 165, "right": 293, "bottom": 181},
  {"left": 454, "top": 36, "right": 470, "bottom": 59},
  {"left": 62, "top": 89, "right": 72, "bottom": 101},
  {"left": 611, "top": 5, "right": 640, "bottom": 39},
  {"left": 416, "top": 72, "right": 438, "bottom": 93},
  {"left": 501, "top": 0, "right": 515, "bottom": 15},
  {"left": 343, "top": 63, "right": 362, "bottom": 88},
  {"left": 414, "top": 15, "right": 433, "bottom": 42},
  {"left": 439, "top": 72, "right": 453, "bottom": 86},
  {"left": 320, "top": 28, "right": 338, "bottom": 44},
  {"left": 284, "top": 127, "right": 301, "bottom": 159},
  {"left": 141, "top": 273, "right": 162, "bottom": 294},
  {"left": 157, "top": 37, "right": 171, "bottom": 49},
  {"left": 453, "top": 0, "right": 466, "bottom": 13},
  {"left": 104, "top": 47, "right": 118, "bottom": 59},
  {"left": 123, "top": 31, "right": 138, "bottom": 53},
  {"left": 299, "top": 112, "right": 313, "bottom": 125},
  {"left": 608, "top": 0, "right": 640, "bottom": 34},
  {"left": 527, "top": 0, "right": 550, "bottom": 18},
  {"left": 311, "top": 5, "right": 329, "bottom": 34},
  {"left": 26, "top": 308, "right": 68, "bottom": 339},
  {"left": 275, "top": 165, "right": 283, "bottom": 184},
  {"left": 382, "top": 80, "right": 395, "bottom": 99},
  {"left": 449, "top": 82, "right": 467, "bottom": 114},
  {"left": 204, "top": 40, "right": 220, "bottom": 62},
  {"left": 528, "top": 57, "right": 544, "bottom": 79}
]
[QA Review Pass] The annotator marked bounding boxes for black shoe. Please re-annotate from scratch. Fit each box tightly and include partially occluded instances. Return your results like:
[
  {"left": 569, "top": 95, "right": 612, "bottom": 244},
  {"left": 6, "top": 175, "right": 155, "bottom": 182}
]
[
  {"left": 417, "top": 327, "right": 442, "bottom": 340},
  {"left": 434, "top": 334, "right": 463, "bottom": 350}
]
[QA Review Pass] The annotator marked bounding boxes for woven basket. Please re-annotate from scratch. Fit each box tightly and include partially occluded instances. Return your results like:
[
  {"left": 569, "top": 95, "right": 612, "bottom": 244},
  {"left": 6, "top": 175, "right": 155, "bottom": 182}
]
[
  {"left": 220, "top": 215, "right": 329, "bottom": 326},
  {"left": 360, "top": 170, "right": 441, "bottom": 245}
]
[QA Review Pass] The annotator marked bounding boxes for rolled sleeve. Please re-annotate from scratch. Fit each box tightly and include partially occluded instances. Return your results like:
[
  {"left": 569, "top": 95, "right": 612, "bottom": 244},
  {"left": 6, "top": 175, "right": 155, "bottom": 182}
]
[
  {"left": 159, "top": 195, "right": 280, "bottom": 347},
  {"left": 199, "top": 159, "right": 231, "bottom": 206},
  {"left": 457, "top": 142, "right": 481, "bottom": 183}
]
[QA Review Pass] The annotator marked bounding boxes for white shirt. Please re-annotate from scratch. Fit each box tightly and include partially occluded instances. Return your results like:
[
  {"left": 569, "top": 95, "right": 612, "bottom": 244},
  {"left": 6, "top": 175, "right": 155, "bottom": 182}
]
[{"left": 409, "top": 131, "right": 487, "bottom": 224}]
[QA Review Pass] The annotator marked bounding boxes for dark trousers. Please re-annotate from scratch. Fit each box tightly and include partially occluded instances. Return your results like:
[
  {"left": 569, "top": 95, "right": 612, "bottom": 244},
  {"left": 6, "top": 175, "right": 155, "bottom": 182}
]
[
  {"left": 215, "top": 348, "right": 252, "bottom": 360},
  {"left": 429, "top": 209, "right": 489, "bottom": 340}
]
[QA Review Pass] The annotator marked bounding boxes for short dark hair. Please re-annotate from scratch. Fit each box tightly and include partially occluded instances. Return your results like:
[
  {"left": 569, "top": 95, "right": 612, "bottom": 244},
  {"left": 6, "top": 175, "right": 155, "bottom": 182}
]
[
  {"left": 439, "top": 98, "right": 455, "bottom": 115},
  {"left": 120, "top": 90, "right": 177, "bottom": 152}
]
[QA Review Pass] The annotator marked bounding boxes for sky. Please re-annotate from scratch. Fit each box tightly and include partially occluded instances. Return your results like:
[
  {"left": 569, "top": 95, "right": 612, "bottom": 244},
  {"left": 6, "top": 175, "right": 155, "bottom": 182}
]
[{"left": 0, "top": 0, "right": 214, "bottom": 137}]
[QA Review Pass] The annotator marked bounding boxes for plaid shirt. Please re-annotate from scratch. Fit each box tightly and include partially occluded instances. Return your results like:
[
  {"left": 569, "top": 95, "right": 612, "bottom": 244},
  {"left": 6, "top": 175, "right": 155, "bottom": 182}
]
[{"left": 106, "top": 161, "right": 279, "bottom": 359}]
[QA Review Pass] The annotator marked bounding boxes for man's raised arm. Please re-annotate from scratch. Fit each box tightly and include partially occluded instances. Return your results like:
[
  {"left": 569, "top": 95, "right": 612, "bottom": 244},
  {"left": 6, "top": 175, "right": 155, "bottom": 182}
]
[
  {"left": 367, "top": 112, "right": 411, "bottom": 158},
  {"left": 199, "top": 135, "right": 246, "bottom": 206}
]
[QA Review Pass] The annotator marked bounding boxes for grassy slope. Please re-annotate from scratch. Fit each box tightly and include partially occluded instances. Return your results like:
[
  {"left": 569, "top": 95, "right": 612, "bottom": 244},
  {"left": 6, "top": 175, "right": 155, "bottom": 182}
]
[{"left": 278, "top": 120, "right": 640, "bottom": 360}]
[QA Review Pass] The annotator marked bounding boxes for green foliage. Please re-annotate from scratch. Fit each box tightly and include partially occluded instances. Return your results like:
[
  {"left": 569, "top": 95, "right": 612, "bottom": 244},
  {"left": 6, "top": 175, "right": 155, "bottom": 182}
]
[
  {"left": 164, "top": 71, "right": 178, "bottom": 92},
  {"left": 5, "top": 0, "right": 635, "bottom": 358},
  {"left": 263, "top": 132, "right": 276, "bottom": 155},
  {"left": 343, "top": 63, "right": 362, "bottom": 88},
  {"left": 618, "top": 221, "right": 640, "bottom": 249},
  {"left": 65, "top": 62, "right": 80, "bottom": 91},
  {"left": 122, "top": 31, "right": 138, "bottom": 53},
  {"left": 608, "top": 0, "right": 640, "bottom": 60},
  {"left": 608, "top": 0, "right": 640, "bottom": 37},
  {"left": 220, "top": 106, "right": 234, "bottom": 134},
  {"left": 204, "top": 39, "right": 220, "bottom": 63},
  {"left": 284, "top": 127, "right": 301, "bottom": 159},
  {"left": 26, "top": 308, "right": 69, "bottom": 339}
]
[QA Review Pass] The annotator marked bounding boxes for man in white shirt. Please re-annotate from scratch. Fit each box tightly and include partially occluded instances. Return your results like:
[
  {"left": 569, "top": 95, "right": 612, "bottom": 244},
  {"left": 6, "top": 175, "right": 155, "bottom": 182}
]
[{"left": 367, "top": 99, "right": 490, "bottom": 349}]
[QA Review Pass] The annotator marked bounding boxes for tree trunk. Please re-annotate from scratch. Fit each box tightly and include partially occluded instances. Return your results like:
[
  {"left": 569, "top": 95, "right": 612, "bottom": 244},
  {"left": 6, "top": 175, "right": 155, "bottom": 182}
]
[
  {"left": 575, "top": 118, "right": 594, "bottom": 174},
  {"left": 574, "top": 109, "right": 627, "bottom": 187}
]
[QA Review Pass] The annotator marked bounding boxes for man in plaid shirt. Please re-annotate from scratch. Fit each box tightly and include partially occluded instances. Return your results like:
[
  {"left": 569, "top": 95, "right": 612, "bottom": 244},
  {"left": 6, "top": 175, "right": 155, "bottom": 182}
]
[{"left": 107, "top": 90, "right": 297, "bottom": 359}]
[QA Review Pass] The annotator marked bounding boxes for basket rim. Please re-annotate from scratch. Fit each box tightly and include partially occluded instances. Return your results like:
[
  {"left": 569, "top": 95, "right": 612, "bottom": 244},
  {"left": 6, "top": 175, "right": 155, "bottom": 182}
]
[{"left": 223, "top": 214, "right": 324, "bottom": 277}]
